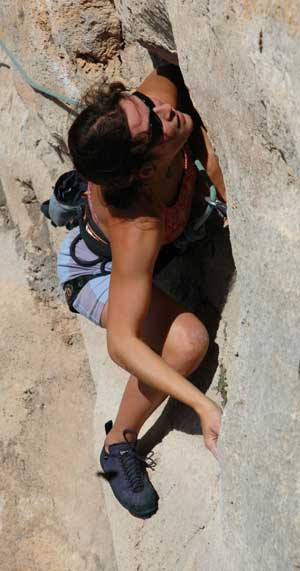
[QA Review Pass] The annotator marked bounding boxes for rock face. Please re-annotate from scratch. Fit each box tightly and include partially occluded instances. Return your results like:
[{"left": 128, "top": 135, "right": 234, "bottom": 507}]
[{"left": 1, "top": 1, "right": 300, "bottom": 570}]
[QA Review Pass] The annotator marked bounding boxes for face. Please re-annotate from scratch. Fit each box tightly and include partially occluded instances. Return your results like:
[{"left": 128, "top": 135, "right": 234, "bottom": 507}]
[{"left": 119, "top": 93, "right": 193, "bottom": 161}]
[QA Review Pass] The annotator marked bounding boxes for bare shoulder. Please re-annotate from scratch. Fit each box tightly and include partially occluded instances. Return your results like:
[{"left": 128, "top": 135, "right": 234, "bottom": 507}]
[
  {"left": 137, "top": 65, "right": 185, "bottom": 107},
  {"left": 109, "top": 211, "right": 164, "bottom": 275}
]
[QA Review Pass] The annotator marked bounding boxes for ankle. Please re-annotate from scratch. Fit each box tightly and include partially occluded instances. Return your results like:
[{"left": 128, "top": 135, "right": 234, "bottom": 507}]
[
  {"left": 104, "top": 426, "right": 138, "bottom": 450},
  {"left": 104, "top": 428, "right": 125, "bottom": 448}
]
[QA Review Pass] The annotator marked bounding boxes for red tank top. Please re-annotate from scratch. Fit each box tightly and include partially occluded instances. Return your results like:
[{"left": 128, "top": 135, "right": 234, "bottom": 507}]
[{"left": 88, "top": 146, "right": 196, "bottom": 246}]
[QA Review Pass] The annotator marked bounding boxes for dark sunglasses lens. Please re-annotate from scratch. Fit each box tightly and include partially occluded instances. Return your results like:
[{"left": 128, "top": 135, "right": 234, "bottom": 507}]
[
  {"left": 133, "top": 92, "right": 163, "bottom": 145},
  {"left": 149, "top": 111, "right": 163, "bottom": 145}
]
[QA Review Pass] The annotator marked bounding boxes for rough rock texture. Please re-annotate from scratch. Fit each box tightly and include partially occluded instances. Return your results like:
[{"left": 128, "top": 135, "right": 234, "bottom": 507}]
[
  {"left": 114, "top": 2, "right": 300, "bottom": 568},
  {"left": 0, "top": 224, "right": 117, "bottom": 571},
  {"left": 0, "top": 61, "right": 117, "bottom": 571},
  {"left": 1, "top": 1, "right": 300, "bottom": 570}
]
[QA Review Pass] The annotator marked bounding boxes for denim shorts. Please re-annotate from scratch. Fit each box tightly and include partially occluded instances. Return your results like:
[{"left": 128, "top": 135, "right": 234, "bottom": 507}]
[{"left": 57, "top": 228, "right": 112, "bottom": 326}]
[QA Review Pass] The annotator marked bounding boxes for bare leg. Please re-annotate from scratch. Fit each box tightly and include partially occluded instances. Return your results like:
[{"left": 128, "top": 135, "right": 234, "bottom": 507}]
[{"left": 100, "top": 286, "right": 209, "bottom": 447}]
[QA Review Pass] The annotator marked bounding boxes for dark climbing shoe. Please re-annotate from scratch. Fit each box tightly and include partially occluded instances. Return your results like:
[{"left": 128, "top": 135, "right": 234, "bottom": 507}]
[{"left": 99, "top": 422, "right": 159, "bottom": 519}]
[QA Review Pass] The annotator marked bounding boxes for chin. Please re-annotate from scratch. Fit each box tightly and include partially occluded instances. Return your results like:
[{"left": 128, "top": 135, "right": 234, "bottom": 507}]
[{"left": 185, "top": 114, "right": 194, "bottom": 135}]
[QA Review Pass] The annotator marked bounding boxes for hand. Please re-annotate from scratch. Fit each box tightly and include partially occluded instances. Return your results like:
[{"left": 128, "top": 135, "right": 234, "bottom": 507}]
[{"left": 197, "top": 397, "right": 223, "bottom": 460}]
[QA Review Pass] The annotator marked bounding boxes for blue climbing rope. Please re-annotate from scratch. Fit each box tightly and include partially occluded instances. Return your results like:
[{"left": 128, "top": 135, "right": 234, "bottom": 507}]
[
  {"left": 0, "top": 37, "right": 227, "bottom": 224},
  {"left": 0, "top": 38, "right": 80, "bottom": 108}
]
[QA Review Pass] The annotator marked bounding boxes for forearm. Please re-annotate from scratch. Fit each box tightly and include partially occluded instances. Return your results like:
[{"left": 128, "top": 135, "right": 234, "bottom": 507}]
[{"left": 108, "top": 335, "right": 208, "bottom": 415}]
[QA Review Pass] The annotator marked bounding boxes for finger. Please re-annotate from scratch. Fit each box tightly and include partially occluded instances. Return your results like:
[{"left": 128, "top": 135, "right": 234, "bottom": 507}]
[
  {"left": 210, "top": 444, "right": 220, "bottom": 462},
  {"left": 205, "top": 437, "right": 220, "bottom": 462}
]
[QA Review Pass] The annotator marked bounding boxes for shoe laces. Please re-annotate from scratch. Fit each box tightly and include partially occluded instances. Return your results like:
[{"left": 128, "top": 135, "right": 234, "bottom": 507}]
[{"left": 119, "top": 429, "right": 156, "bottom": 493}]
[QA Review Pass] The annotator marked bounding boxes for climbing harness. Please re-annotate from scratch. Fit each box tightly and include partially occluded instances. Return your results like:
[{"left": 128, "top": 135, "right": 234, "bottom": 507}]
[
  {"left": 38, "top": 106, "right": 226, "bottom": 310},
  {"left": 41, "top": 157, "right": 227, "bottom": 278},
  {"left": 63, "top": 273, "right": 106, "bottom": 314},
  {"left": 1, "top": 37, "right": 227, "bottom": 313},
  {"left": 0, "top": 37, "right": 226, "bottom": 233}
]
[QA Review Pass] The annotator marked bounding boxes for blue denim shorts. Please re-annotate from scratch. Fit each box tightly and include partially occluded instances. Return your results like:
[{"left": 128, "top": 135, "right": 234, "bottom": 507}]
[{"left": 57, "top": 228, "right": 112, "bottom": 326}]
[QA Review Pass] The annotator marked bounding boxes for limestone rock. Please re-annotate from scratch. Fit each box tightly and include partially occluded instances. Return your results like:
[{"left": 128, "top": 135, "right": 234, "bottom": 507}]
[{"left": 1, "top": 1, "right": 300, "bottom": 570}]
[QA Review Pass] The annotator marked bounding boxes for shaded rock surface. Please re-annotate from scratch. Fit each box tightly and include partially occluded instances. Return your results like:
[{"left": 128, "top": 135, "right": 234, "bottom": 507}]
[{"left": 0, "top": 1, "right": 299, "bottom": 570}]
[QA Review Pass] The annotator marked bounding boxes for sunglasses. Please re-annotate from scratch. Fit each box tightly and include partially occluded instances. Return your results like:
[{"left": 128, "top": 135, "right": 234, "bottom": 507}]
[{"left": 132, "top": 91, "right": 164, "bottom": 146}]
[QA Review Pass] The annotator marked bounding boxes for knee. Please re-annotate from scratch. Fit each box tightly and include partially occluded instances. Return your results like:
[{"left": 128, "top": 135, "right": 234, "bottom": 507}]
[
  {"left": 166, "top": 314, "right": 209, "bottom": 373},
  {"left": 180, "top": 317, "right": 209, "bottom": 365}
]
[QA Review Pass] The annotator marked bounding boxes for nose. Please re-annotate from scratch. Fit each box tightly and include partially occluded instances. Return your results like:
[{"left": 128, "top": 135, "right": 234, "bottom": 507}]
[{"left": 154, "top": 102, "right": 176, "bottom": 122}]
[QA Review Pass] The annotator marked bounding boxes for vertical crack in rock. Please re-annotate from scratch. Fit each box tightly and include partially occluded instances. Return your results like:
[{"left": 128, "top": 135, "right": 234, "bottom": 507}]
[{"left": 0, "top": 178, "right": 14, "bottom": 230}]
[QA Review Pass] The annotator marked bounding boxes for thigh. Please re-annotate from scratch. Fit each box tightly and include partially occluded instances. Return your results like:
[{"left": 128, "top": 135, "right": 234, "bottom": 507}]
[{"left": 101, "top": 284, "right": 203, "bottom": 353}]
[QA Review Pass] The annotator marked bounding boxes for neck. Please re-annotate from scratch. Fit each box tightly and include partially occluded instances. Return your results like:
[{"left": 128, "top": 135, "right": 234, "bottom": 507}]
[
  {"left": 142, "top": 149, "right": 185, "bottom": 206},
  {"left": 151, "top": 150, "right": 183, "bottom": 184}
]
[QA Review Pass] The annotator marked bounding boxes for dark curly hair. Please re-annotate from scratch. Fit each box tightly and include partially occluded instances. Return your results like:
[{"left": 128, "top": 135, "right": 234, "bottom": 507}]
[{"left": 68, "top": 82, "right": 153, "bottom": 209}]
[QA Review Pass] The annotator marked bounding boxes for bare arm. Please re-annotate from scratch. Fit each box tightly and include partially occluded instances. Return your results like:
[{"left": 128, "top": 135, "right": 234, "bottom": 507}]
[
  {"left": 137, "top": 65, "right": 180, "bottom": 108},
  {"left": 107, "top": 217, "right": 222, "bottom": 455}
]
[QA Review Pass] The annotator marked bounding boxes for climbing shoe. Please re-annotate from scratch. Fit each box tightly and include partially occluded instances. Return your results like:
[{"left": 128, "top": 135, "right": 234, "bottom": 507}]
[{"left": 99, "top": 421, "right": 159, "bottom": 519}]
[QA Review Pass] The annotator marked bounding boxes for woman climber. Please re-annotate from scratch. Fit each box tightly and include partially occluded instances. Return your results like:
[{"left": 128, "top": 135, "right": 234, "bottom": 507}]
[{"left": 57, "top": 65, "right": 226, "bottom": 518}]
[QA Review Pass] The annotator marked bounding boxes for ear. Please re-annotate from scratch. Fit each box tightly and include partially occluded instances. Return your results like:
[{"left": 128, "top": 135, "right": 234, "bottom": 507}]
[{"left": 138, "top": 162, "right": 155, "bottom": 180}]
